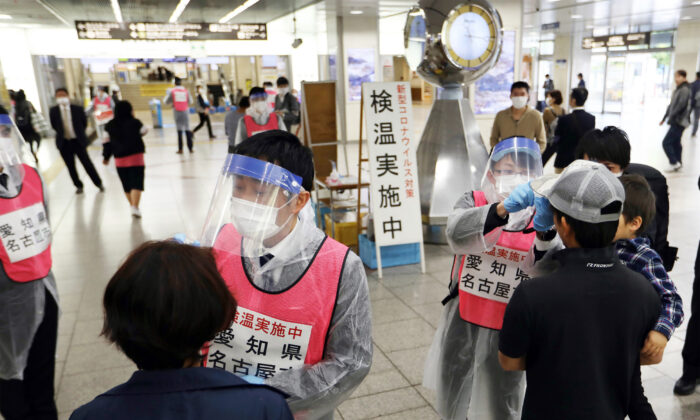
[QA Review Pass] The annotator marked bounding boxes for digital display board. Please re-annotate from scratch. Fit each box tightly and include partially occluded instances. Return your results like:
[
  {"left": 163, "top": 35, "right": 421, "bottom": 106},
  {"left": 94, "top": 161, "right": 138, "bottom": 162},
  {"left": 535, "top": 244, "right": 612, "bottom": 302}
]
[{"left": 75, "top": 21, "right": 267, "bottom": 41}]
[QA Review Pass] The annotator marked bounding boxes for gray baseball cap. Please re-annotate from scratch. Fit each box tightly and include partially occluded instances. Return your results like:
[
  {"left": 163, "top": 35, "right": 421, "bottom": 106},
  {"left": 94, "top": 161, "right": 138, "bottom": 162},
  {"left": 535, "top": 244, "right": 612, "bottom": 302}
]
[{"left": 530, "top": 160, "right": 624, "bottom": 223}]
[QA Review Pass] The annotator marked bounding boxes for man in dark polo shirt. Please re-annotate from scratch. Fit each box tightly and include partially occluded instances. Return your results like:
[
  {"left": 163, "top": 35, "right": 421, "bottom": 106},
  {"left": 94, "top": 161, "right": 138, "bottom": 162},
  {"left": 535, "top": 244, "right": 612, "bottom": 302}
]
[{"left": 498, "top": 160, "right": 660, "bottom": 419}]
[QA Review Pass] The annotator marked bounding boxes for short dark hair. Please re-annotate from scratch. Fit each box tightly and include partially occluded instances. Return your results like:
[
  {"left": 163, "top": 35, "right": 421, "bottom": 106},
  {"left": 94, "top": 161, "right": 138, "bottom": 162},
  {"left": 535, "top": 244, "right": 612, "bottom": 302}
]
[
  {"left": 263, "top": 81, "right": 273, "bottom": 87},
  {"left": 174, "top": 77, "right": 182, "bottom": 86},
  {"left": 249, "top": 86, "right": 266, "bottom": 97},
  {"left": 552, "top": 206, "right": 621, "bottom": 248},
  {"left": 55, "top": 87, "right": 69, "bottom": 95},
  {"left": 571, "top": 87, "right": 588, "bottom": 106},
  {"left": 575, "top": 126, "right": 631, "bottom": 169},
  {"left": 98, "top": 85, "right": 109, "bottom": 93},
  {"left": 276, "top": 76, "right": 289, "bottom": 86},
  {"left": 619, "top": 174, "right": 656, "bottom": 236},
  {"left": 511, "top": 81, "right": 530, "bottom": 93},
  {"left": 102, "top": 241, "right": 236, "bottom": 370},
  {"left": 238, "top": 96, "right": 250, "bottom": 108},
  {"left": 549, "top": 89, "right": 563, "bottom": 105},
  {"left": 696, "top": 71, "right": 700, "bottom": 79},
  {"left": 577, "top": 73, "right": 583, "bottom": 78},
  {"left": 232, "top": 130, "right": 314, "bottom": 191},
  {"left": 113, "top": 100, "right": 133, "bottom": 120},
  {"left": 545, "top": 74, "right": 550, "bottom": 78},
  {"left": 677, "top": 70, "right": 687, "bottom": 78}
]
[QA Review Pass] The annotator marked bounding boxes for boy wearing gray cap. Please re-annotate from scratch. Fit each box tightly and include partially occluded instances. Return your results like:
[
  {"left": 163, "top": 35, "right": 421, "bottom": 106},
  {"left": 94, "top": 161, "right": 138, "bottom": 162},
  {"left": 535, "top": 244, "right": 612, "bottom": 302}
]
[{"left": 497, "top": 160, "right": 660, "bottom": 419}]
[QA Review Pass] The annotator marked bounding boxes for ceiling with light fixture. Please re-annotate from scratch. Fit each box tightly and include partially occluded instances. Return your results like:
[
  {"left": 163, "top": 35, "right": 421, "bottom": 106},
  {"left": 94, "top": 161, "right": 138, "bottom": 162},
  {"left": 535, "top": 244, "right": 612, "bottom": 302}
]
[
  {"left": 522, "top": 0, "right": 700, "bottom": 36},
  {"left": 0, "top": 0, "right": 697, "bottom": 33}
]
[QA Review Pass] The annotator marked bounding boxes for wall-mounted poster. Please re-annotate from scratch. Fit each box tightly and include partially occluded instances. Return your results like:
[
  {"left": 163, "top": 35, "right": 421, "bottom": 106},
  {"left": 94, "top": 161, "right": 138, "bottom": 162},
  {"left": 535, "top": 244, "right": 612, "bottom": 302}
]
[
  {"left": 348, "top": 48, "right": 375, "bottom": 101},
  {"left": 474, "top": 30, "right": 515, "bottom": 114}
]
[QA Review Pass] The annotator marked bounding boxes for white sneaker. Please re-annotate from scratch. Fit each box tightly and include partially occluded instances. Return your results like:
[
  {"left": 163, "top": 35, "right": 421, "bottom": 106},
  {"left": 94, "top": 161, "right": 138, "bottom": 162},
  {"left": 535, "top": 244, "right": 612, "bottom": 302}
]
[
  {"left": 665, "top": 162, "right": 682, "bottom": 172},
  {"left": 131, "top": 206, "right": 142, "bottom": 218}
]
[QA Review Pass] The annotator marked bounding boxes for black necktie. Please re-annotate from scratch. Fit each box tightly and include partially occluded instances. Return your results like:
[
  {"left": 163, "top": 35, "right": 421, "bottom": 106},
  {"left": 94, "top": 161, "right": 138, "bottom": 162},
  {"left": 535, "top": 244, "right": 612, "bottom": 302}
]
[
  {"left": 0, "top": 173, "right": 8, "bottom": 189},
  {"left": 259, "top": 253, "right": 274, "bottom": 267}
]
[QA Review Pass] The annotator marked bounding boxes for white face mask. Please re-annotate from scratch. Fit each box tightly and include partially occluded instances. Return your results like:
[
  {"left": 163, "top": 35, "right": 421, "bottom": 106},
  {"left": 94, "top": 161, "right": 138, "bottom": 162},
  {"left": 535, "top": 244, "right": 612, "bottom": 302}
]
[
  {"left": 0, "top": 136, "right": 19, "bottom": 168},
  {"left": 613, "top": 170, "right": 623, "bottom": 178},
  {"left": 278, "top": 87, "right": 289, "bottom": 96},
  {"left": 56, "top": 97, "right": 70, "bottom": 106},
  {"left": 496, "top": 174, "right": 530, "bottom": 197},
  {"left": 546, "top": 97, "right": 553, "bottom": 105},
  {"left": 230, "top": 196, "right": 293, "bottom": 241},
  {"left": 252, "top": 101, "right": 268, "bottom": 114},
  {"left": 511, "top": 96, "right": 528, "bottom": 109}
]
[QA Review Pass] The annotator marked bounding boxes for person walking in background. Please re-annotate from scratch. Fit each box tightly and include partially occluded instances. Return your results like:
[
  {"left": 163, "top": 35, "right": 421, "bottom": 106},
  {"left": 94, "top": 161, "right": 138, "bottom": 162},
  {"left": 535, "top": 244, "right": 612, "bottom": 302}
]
[
  {"left": 163, "top": 77, "right": 194, "bottom": 154},
  {"left": 274, "top": 77, "right": 300, "bottom": 132},
  {"left": 541, "top": 90, "right": 565, "bottom": 165},
  {"left": 69, "top": 241, "right": 294, "bottom": 420},
  {"left": 490, "top": 81, "right": 546, "bottom": 151},
  {"left": 543, "top": 74, "right": 554, "bottom": 96},
  {"left": 224, "top": 96, "right": 248, "bottom": 154},
  {"left": 691, "top": 71, "right": 700, "bottom": 137},
  {"left": 263, "top": 81, "right": 277, "bottom": 111},
  {"left": 661, "top": 70, "right": 692, "bottom": 171},
  {"left": 12, "top": 90, "right": 41, "bottom": 161},
  {"left": 49, "top": 88, "right": 104, "bottom": 194},
  {"left": 86, "top": 86, "right": 115, "bottom": 143},
  {"left": 577, "top": 73, "right": 586, "bottom": 88},
  {"left": 103, "top": 101, "right": 147, "bottom": 219},
  {"left": 193, "top": 84, "right": 215, "bottom": 140},
  {"left": 553, "top": 87, "right": 595, "bottom": 173}
]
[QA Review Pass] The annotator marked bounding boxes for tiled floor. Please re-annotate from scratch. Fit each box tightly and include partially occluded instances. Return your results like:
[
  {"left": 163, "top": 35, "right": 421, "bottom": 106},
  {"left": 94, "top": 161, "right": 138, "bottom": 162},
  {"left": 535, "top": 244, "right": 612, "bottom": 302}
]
[{"left": 9, "top": 106, "right": 700, "bottom": 419}]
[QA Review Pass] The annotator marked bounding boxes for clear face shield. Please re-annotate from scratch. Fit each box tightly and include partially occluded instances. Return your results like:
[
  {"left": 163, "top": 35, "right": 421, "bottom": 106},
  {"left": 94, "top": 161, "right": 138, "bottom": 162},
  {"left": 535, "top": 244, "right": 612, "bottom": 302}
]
[
  {"left": 200, "top": 154, "right": 303, "bottom": 257},
  {"left": 0, "top": 114, "right": 29, "bottom": 185},
  {"left": 481, "top": 137, "right": 543, "bottom": 229}
]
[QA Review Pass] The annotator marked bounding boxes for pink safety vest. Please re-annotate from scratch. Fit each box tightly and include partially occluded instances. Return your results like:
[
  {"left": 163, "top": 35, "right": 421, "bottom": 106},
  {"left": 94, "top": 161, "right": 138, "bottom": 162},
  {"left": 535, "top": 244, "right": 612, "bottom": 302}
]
[
  {"left": 203, "top": 223, "right": 348, "bottom": 378},
  {"left": 456, "top": 190, "right": 536, "bottom": 330},
  {"left": 93, "top": 96, "right": 113, "bottom": 124},
  {"left": 244, "top": 114, "right": 278, "bottom": 137},
  {"left": 0, "top": 164, "right": 52, "bottom": 283},
  {"left": 171, "top": 86, "right": 189, "bottom": 112}
]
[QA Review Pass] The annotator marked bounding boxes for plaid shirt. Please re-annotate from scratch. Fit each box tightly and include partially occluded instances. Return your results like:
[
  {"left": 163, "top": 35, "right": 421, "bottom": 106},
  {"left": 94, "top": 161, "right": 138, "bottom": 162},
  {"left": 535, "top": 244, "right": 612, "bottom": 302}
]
[{"left": 616, "top": 237, "right": 684, "bottom": 339}]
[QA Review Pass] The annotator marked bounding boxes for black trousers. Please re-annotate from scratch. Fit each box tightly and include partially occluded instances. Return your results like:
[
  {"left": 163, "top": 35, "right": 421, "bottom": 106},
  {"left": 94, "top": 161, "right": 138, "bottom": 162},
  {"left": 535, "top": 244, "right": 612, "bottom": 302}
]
[
  {"left": 541, "top": 142, "right": 557, "bottom": 166},
  {"left": 177, "top": 130, "right": 194, "bottom": 152},
  {"left": 58, "top": 140, "right": 103, "bottom": 189},
  {"left": 0, "top": 287, "right": 58, "bottom": 420},
  {"left": 193, "top": 112, "right": 213, "bottom": 138},
  {"left": 682, "top": 240, "right": 700, "bottom": 379}
]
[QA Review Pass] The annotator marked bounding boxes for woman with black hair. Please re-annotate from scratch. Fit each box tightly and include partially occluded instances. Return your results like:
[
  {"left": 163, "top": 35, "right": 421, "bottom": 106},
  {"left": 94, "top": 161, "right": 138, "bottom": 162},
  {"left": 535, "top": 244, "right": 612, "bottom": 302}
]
[
  {"left": 103, "top": 100, "right": 147, "bottom": 218},
  {"left": 13, "top": 90, "right": 41, "bottom": 160}
]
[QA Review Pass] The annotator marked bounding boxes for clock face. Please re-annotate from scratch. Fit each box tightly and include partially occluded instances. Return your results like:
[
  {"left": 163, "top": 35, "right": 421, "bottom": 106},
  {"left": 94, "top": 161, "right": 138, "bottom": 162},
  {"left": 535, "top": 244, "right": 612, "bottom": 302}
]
[{"left": 442, "top": 4, "right": 498, "bottom": 69}]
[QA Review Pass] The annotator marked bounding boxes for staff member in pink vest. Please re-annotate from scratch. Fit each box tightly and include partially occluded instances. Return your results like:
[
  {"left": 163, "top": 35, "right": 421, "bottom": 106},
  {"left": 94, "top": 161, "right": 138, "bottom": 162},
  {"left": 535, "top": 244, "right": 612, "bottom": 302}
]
[
  {"left": 199, "top": 131, "right": 371, "bottom": 420},
  {"left": 423, "top": 137, "right": 543, "bottom": 420},
  {"left": 233, "top": 87, "right": 286, "bottom": 146},
  {"left": 0, "top": 113, "right": 58, "bottom": 420},
  {"left": 163, "top": 77, "right": 194, "bottom": 154},
  {"left": 86, "top": 86, "right": 114, "bottom": 143}
]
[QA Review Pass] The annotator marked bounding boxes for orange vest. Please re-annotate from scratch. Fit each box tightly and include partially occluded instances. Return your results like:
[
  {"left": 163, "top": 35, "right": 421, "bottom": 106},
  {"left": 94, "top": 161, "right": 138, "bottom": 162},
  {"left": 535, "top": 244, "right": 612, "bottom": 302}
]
[
  {"left": 244, "top": 114, "right": 278, "bottom": 137},
  {"left": 93, "top": 96, "right": 113, "bottom": 124},
  {"left": 456, "top": 190, "right": 536, "bottom": 330},
  {"left": 0, "top": 164, "right": 52, "bottom": 283},
  {"left": 171, "top": 87, "right": 189, "bottom": 112},
  {"left": 204, "top": 224, "right": 348, "bottom": 379}
]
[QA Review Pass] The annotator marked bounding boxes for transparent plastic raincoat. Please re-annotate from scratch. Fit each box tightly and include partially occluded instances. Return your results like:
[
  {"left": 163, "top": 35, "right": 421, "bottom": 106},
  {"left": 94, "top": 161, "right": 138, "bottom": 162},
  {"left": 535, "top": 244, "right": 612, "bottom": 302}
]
[
  {"left": 423, "top": 137, "right": 543, "bottom": 419},
  {"left": 0, "top": 113, "right": 58, "bottom": 380},
  {"left": 200, "top": 154, "right": 372, "bottom": 420}
]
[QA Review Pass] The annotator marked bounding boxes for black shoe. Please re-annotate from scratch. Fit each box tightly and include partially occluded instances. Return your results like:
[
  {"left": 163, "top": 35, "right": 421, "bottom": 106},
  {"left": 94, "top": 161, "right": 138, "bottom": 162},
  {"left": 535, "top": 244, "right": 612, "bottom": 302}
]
[
  {"left": 176, "top": 150, "right": 183, "bottom": 154},
  {"left": 98, "top": 185, "right": 105, "bottom": 193},
  {"left": 76, "top": 187, "right": 84, "bottom": 194},
  {"left": 189, "top": 149, "right": 194, "bottom": 153},
  {"left": 673, "top": 377, "right": 698, "bottom": 396}
]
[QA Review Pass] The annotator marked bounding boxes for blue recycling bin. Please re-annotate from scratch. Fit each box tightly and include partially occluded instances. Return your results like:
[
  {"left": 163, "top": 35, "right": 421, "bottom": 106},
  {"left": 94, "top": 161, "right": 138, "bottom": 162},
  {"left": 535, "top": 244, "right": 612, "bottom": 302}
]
[{"left": 149, "top": 99, "right": 163, "bottom": 128}]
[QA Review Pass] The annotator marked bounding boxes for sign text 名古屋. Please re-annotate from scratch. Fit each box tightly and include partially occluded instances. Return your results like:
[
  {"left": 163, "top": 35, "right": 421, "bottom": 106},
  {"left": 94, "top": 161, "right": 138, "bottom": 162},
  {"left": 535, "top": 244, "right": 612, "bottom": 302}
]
[{"left": 362, "top": 82, "right": 423, "bottom": 247}]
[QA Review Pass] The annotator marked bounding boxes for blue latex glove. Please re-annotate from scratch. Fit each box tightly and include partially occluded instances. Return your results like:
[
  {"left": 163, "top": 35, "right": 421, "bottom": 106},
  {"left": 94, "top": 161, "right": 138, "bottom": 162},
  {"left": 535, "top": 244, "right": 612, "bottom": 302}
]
[
  {"left": 503, "top": 182, "right": 535, "bottom": 214},
  {"left": 534, "top": 196, "right": 554, "bottom": 232},
  {"left": 241, "top": 375, "right": 266, "bottom": 385},
  {"left": 172, "top": 233, "right": 200, "bottom": 246}
]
